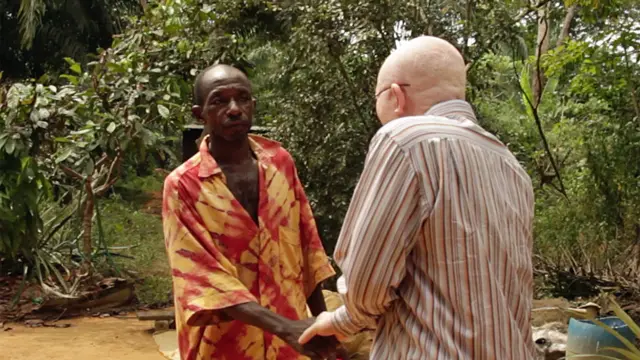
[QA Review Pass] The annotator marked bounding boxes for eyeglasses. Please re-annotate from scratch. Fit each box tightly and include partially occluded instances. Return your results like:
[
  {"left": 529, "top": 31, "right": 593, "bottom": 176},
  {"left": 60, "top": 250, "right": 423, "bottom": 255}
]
[{"left": 375, "top": 83, "right": 410, "bottom": 98}]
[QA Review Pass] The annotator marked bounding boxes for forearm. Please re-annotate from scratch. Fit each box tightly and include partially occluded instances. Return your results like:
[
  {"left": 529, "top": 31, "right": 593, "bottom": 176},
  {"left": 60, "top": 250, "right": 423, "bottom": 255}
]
[
  {"left": 306, "top": 284, "right": 327, "bottom": 316},
  {"left": 222, "top": 302, "right": 289, "bottom": 337}
]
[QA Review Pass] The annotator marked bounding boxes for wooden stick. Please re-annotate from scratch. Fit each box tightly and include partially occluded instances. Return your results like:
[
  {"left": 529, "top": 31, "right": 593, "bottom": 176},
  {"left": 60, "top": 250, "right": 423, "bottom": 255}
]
[{"left": 136, "top": 308, "right": 175, "bottom": 321}]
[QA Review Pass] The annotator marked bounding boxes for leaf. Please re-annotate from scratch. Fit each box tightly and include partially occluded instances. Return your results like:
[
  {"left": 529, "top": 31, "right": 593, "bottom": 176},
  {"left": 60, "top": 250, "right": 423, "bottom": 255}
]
[
  {"left": 5, "top": 139, "right": 16, "bottom": 155},
  {"left": 63, "top": 57, "right": 77, "bottom": 67},
  {"left": 36, "top": 121, "right": 49, "bottom": 129},
  {"left": 18, "top": 0, "right": 46, "bottom": 49},
  {"left": 37, "top": 73, "right": 49, "bottom": 84},
  {"left": 55, "top": 148, "right": 74, "bottom": 164},
  {"left": 59, "top": 75, "right": 78, "bottom": 85},
  {"left": 84, "top": 158, "right": 95, "bottom": 175},
  {"left": 106, "top": 122, "right": 117, "bottom": 133},
  {"left": 598, "top": 347, "right": 640, "bottom": 359},
  {"left": 107, "top": 63, "right": 126, "bottom": 73},
  {"left": 157, "top": 104, "right": 170, "bottom": 119},
  {"left": 0, "top": 134, "right": 8, "bottom": 149},
  {"left": 31, "top": 108, "right": 50, "bottom": 124},
  {"left": 70, "top": 64, "right": 81, "bottom": 75},
  {"left": 70, "top": 129, "right": 92, "bottom": 135},
  {"left": 519, "top": 64, "right": 535, "bottom": 122}
]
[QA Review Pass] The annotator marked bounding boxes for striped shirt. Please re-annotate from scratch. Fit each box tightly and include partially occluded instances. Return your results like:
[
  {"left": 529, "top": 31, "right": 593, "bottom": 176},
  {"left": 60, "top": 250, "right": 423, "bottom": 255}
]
[{"left": 329, "top": 100, "right": 536, "bottom": 359}]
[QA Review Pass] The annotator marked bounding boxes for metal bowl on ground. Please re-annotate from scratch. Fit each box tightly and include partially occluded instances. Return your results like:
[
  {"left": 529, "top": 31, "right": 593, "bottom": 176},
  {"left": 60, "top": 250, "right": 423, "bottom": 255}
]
[{"left": 566, "top": 316, "right": 636, "bottom": 359}]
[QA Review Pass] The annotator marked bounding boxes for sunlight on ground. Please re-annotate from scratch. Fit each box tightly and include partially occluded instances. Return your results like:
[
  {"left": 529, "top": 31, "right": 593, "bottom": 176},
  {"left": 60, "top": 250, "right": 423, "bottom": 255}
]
[{"left": 0, "top": 317, "right": 165, "bottom": 360}]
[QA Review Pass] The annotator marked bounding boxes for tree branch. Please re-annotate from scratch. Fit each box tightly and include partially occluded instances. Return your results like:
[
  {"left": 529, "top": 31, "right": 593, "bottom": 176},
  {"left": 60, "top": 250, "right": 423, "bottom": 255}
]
[
  {"left": 95, "top": 153, "right": 109, "bottom": 168},
  {"left": 326, "top": 42, "right": 371, "bottom": 131},
  {"left": 95, "top": 152, "right": 122, "bottom": 196},
  {"left": 623, "top": 47, "right": 640, "bottom": 119},
  {"left": 462, "top": 0, "right": 474, "bottom": 58},
  {"left": 512, "top": 50, "right": 568, "bottom": 199},
  {"left": 533, "top": 4, "right": 550, "bottom": 108},
  {"left": 556, "top": 4, "right": 578, "bottom": 47},
  {"left": 524, "top": 84, "right": 567, "bottom": 198},
  {"left": 514, "top": 0, "right": 553, "bottom": 23},
  {"left": 61, "top": 165, "right": 84, "bottom": 180}
]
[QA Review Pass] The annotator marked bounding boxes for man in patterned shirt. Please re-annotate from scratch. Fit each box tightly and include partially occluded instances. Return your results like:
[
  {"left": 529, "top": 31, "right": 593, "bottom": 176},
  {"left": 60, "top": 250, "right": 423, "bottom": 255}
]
[
  {"left": 162, "top": 64, "right": 339, "bottom": 360},
  {"left": 300, "top": 36, "right": 536, "bottom": 359}
]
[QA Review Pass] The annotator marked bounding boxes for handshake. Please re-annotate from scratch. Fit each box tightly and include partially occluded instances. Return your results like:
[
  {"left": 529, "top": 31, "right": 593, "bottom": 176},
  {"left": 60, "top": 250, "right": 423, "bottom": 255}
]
[{"left": 278, "top": 311, "right": 349, "bottom": 360}]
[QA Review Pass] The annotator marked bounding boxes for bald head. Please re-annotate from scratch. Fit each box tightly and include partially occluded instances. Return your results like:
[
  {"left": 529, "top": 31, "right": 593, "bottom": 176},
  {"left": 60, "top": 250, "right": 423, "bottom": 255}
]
[
  {"left": 191, "top": 64, "right": 256, "bottom": 143},
  {"left": 193, "top": 64, "right": 251, "bottom": 106},
  {"left": 375, "top": 36, "right": 466, "bottom": 122}
]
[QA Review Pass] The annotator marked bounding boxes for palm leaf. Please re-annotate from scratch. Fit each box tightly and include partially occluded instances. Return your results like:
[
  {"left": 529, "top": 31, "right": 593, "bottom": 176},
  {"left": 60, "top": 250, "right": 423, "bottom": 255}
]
[
  {"left": 18, "top": 0, "right": 47, "bottom": 49},
  {"left": 519, "top": 62, "right": 535, "bottom": 121},
  {"left": 590, "top": 318, "right": 640, "bottom": 356},
  {"left": 608, "top": 295, "right": 640, "bottom": 339},
  {"left": 599, "top": 346, "right": 640, "bottom": 359}
]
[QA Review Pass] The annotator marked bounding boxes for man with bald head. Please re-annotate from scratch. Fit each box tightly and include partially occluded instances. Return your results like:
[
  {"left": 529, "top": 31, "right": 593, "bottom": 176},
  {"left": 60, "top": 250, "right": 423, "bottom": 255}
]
[
  {"left": 163, "top": 64, "right": 340, "bottom": 359},
  {"left": 299, "top": 36, "right": 536, "bottom": 359}
]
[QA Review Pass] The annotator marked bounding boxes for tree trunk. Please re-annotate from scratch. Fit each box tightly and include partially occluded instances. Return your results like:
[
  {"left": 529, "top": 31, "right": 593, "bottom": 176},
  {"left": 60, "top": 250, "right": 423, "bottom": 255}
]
[
  {"left": 82, "top": 177, "right": 94, "bottom": 272},
  {"left": 533, "top": 4, "right": 551, "bottom": 108},
  {"left": 556, "top": 4, "right": 578, "bottom": 47}
]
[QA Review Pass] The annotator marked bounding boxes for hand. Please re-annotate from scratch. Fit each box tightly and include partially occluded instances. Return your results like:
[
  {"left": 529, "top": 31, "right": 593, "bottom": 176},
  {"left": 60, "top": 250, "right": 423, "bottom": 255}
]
[
  {"left": 277, "top": 317, "right": 339, "bottom": 359},
  {"left": 298, "top": 311, "right": 347, "bottom": 345}
]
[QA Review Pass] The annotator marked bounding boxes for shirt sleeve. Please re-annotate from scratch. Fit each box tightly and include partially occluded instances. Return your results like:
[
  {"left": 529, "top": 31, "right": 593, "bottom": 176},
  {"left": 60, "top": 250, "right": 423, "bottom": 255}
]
[
  {"left": 329, "top": 132, "right": 423, "bottom": 336},
  {"left": 291, "top": 162, "right": 336, "bottom": 298},
  {"left": 163, "top": 174, "right": 257, "bottom": 326}
]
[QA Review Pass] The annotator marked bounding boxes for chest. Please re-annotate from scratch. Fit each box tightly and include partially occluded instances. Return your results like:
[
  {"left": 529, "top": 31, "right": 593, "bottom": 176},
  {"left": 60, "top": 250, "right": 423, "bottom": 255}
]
[{"left": 219, "top": 160, "right": 259, "bottom": 222}]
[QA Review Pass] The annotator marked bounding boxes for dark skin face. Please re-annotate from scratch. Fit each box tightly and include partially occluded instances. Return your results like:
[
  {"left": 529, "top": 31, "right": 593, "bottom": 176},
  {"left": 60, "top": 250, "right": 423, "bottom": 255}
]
[{"left": 192, "top": 66, "right": 256, "bottom": 143}]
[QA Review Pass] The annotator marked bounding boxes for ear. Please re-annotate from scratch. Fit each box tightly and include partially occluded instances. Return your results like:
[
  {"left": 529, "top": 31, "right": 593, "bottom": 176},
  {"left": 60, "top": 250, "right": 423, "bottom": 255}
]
[
  {"left": 252, "top": 97, "right": 257, "bottom": 109},
  {"left": 191, "top": 105, "right": 203, "bottom": 122},
  {"left": 390, "top": 83, "right": 406, "bottom": 116}
]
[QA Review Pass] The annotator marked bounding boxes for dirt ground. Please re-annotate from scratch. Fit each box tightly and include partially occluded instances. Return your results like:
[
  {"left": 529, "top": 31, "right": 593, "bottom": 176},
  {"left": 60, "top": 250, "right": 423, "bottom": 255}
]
[{"left": 0, "top": 316, "right": 165, "bottom": 360}]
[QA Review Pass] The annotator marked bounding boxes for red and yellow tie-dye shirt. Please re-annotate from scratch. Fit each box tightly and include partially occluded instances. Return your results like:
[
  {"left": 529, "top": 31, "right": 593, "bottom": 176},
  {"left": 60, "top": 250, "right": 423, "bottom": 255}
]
[{"left": 162, "top": 135, "right": 335, "bottom": 360}]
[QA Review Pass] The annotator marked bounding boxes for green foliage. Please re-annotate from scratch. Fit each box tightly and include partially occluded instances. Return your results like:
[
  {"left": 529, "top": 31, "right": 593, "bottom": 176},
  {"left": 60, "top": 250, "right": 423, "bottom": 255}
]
[
  {"left": 136, "top": 275, "right": 173, "bottom": 306},
  {"left": 0, "top": 0, "right": 216, "bottom": 276},
  {"left": 0, "top": 83, "right": 53, "bottom": 265},
  {"left": 1, "top": 0, "right": 143, "bottom": 79},
  {"left": 96, "top": 194, "right": 171, "bottom": 306},
  {"left": 245, "top": 0, "right": 544, "bottom": 249},
  {"left": 473, "top": 2, "right": 640, "bottom": 270}
]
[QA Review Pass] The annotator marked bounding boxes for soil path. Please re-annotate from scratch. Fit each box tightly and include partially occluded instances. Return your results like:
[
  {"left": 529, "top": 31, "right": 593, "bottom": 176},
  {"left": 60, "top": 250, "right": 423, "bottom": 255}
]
[{"left": 0, "top": 316, "right": 165, "bottom": 360}]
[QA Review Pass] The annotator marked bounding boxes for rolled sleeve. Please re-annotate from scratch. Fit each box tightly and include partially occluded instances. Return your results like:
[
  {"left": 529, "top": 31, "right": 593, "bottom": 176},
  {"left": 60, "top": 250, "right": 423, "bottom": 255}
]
[
  {"left": 332, "top": 132, "right": 422, "bottom": 333},
  {"left": 329, "top": 305, "right": 364, "bottom": 338}
]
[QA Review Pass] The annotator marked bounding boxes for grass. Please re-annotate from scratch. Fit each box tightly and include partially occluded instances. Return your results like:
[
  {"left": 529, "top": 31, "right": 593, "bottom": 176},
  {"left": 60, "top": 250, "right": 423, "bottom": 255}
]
[{"left": 94, "top": 174, "right": 173, "bottom": 307}]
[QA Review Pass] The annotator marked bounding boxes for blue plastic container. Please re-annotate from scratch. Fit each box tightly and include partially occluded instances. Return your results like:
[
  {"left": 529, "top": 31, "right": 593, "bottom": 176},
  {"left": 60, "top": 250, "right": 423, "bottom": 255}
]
[{"left": 566, "top": 316, "right": 636, "bottom": 359}]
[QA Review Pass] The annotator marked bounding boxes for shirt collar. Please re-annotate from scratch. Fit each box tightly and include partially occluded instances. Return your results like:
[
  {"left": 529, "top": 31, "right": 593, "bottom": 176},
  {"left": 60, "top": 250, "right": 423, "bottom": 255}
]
[
  {"left": 198, "top": 134, "right": 281, "bottom": 179},
  {"left": 425, "top": 100, "right": 477, "bottom": 123}
]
